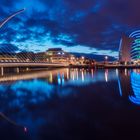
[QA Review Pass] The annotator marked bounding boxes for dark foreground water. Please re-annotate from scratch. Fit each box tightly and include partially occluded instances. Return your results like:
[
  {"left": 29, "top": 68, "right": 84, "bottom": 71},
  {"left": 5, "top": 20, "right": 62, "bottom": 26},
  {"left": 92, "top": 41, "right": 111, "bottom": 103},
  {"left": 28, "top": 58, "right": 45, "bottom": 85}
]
[{"left": 0, "top": 68, "right": 140, "bottom": 140}]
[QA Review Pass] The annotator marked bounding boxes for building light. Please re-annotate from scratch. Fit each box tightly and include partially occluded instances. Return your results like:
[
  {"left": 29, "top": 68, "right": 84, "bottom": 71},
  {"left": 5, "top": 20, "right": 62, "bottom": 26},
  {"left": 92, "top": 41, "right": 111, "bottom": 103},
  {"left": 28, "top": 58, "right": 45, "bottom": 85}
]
[
  {"left": 105, "top": 56, "right": 108, "bottom": 60},
  {"left": 71, "top": 57, "right": 75, "bottom": 60},
  {"left": 130, "top": 30, "right": 140, "bottom": 61}
]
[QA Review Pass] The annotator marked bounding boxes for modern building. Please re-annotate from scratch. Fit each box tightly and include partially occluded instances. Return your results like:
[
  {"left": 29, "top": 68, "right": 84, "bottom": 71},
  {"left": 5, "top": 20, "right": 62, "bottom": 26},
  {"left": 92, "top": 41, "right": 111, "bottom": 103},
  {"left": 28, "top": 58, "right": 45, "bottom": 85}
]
[
  {"left": 0, "top": 53, "right": 17, "bottom": 62},
  {"left": 129, "top": 30, "right": 140, "bottom": 62},
  {"left": 16, "top": 52, "right": 35, "bottom": 62},
  {"left": 119, "top": 35, "right": 132, "bottom": 63},
  {"left": 0, "top": 48, "right": 78, "bottom": 64},
  {"left": 34, "top": 52, "right": 48, "bottom": 62},
  {"left": 46, "top": 48, "right": 72, "bottom": 63}
]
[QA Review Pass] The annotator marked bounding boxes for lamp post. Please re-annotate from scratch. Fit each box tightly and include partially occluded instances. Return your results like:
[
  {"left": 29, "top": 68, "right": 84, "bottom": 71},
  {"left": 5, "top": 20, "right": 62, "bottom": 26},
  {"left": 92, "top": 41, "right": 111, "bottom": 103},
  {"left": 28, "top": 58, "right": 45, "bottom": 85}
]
[
  {"left": 81, "top": 56, "right": 85, "bottom": 65},
  {"left": 105, "top": 56, "right": 108, "bottom": 64}
]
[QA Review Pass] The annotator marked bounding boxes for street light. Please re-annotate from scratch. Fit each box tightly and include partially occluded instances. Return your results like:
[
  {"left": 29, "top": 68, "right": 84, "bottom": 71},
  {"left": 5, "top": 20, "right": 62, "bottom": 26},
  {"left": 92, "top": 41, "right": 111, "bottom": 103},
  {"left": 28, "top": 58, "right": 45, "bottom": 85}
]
[
  {"left": 105, "top": 56, "right": 108, "bottom": 61},
  {"left": 71, "top": 56, "right": 75, "bottom": 60},
  {"left": 105, "top": 56, "right": 108, "bottom": 64}
]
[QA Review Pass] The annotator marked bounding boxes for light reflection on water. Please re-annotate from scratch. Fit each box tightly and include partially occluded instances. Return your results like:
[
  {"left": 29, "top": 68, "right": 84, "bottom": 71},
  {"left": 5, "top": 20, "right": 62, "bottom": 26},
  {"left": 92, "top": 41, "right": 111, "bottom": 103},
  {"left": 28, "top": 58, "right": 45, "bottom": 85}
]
[
  {"left": 129, "top": 71, "right": 140, "bottom": 105},
  {"left": 0, "top": 68, "right": 140, "bottom": 139}
]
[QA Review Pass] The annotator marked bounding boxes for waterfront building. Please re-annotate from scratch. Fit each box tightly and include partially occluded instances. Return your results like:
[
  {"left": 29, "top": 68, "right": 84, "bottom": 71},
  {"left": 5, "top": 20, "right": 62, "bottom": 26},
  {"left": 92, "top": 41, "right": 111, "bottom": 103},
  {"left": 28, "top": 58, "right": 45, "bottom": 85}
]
[
  {"left": 35, "top": 52, "right": 48, "bottom": 62},
  {"left": 129, "top": 30, "right": 140, "bottom": 63},
  {"left": 0, "top": 48, "right": 78, "bottom": 64},
  {"left": 119, "top": 35, "right": 132, "bottom": 63},
  {"left": 0, "top": 53, "right": 17, "bottom": 62},
  {"left": 16, "top": 52, "right": 35, "bottom": 62},
  {"left": 46, "top": 48, "right": 72, "bottom": 63}
]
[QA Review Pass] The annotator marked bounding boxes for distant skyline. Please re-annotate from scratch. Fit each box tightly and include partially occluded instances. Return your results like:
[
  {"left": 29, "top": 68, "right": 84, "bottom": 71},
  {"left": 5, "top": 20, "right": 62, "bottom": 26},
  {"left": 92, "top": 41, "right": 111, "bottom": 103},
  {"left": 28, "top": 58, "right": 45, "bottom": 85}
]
[{"left": 0, "top": 0, "right": 140, "bottom": 61}]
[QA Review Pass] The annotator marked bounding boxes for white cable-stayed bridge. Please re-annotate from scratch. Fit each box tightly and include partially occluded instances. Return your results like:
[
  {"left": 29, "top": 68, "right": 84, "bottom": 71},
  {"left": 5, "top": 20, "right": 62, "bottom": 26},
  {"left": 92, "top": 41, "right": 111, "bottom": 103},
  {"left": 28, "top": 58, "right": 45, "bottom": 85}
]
[{"left": 0, "top": 9, "right": 69, "bottom": 75}]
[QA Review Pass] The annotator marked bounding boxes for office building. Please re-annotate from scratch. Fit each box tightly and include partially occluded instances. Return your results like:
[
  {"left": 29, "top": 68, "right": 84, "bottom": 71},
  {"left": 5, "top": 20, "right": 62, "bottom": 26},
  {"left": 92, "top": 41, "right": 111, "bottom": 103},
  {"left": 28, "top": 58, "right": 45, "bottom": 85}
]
[
  {"left": 129, "top": 30, "right": 140, "bottom": 62},
  {"left": 119, "top": 35, "right": 132, "bottom": 63},
  {"left": 46, "top": 48, "right": 71, "bottom": 63}
]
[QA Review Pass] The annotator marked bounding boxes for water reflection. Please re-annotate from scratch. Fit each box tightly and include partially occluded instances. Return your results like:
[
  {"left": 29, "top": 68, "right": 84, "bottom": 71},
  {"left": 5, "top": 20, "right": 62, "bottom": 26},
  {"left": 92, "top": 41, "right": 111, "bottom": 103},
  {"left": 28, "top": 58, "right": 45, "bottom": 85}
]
[
  {"left": 118, "top": 69, "right": 140, "bottom": 106},
  {"left": 0, "top": 68, "right": 118, "bottom": 85},
  {"left": 81, "top": 70, "right": 84, "bottom": 82},
  {"left": 129, "top": 71, "right": 140, "bottom": 105},
  {"left": 0, "top": 112, "right": 27, "bottom": 134},
  {"left": 117, "top": 69, "right": 131, "bottom": 97},
  {"left": 0, "top": 69, "right": 118, "bottom": 131},
  {"left": 1, "top": 68, "right": 140, "bottom": 139},
  {"left": 105, "top": 69, "right": 108, "bottom": 82}
]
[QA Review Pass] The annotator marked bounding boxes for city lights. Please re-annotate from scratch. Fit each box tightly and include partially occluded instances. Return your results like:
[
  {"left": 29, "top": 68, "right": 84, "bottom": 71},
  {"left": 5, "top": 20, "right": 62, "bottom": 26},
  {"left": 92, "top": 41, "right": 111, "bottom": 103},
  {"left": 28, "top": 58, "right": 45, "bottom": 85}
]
[
  {"left": 0, "top": 1, "right": 140, "bottom": 139},
  {"left": 130, "top": 30, "right": 140, "bottom": 61},
  {"left": 105, "top": 56, "right": 108, "bottom": 60}
]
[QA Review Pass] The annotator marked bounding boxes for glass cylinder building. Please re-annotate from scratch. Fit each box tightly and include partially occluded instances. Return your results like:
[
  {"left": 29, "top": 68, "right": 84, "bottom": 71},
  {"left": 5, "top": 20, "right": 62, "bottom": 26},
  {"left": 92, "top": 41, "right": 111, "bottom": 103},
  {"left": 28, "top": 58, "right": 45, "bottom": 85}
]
[{"left": 129, "top": 30, "right": 140, "bottom": 61}]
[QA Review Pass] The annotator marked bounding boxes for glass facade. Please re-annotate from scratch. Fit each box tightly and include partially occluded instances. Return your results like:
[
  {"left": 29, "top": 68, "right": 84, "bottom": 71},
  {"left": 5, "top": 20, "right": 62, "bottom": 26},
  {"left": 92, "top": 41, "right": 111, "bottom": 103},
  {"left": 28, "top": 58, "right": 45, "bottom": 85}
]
[
  {"left": 129, "top": 30, "right": 140, "bottom": 61},
  {"left": 118, "top": 35, "right": 131, "bottom": 62}
]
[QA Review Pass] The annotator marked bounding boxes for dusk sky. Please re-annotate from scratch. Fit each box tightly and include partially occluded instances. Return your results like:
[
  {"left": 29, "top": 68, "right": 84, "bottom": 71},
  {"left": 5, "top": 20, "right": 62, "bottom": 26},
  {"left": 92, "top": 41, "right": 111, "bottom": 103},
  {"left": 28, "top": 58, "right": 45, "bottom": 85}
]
[{"left": 0, "top": 0, "right": 140, "bottom": 61}]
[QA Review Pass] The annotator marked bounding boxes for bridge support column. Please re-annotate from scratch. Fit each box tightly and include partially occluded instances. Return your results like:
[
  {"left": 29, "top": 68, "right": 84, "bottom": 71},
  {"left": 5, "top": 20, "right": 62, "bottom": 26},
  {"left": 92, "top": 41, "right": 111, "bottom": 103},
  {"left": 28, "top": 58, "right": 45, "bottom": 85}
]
[
  {"left": 16, "top": 67, "right": 19, "bottom": 73},
  {"left": 1, "top": 67, "right": 4, "bottom": 76}
]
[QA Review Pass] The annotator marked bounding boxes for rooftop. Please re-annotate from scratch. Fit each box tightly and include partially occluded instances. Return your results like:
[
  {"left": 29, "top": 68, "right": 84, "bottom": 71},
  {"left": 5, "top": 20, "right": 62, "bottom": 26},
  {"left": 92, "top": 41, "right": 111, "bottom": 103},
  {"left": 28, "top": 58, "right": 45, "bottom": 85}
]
[{"left": 47, "top": 48, "right": 62, "bottom": 51}]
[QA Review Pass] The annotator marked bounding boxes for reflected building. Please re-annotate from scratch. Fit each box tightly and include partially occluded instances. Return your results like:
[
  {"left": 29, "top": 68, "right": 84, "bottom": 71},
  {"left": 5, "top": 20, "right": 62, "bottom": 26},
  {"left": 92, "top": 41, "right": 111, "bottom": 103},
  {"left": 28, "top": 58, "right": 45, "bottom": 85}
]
[
  {"left": 105, "top": 69, "right": 108, "bottom": 82},
  {"left": 118, "top": 70, "right": 131, "bottom": 96},
  {"left": 118, "top": 70, "right": 140, "bottom": 105},
  {"left": 57, "top": 72, "right": 67, "bottom": 85},
  {"left": 129, "top": 72, "right": 140, "bottom": 105}
]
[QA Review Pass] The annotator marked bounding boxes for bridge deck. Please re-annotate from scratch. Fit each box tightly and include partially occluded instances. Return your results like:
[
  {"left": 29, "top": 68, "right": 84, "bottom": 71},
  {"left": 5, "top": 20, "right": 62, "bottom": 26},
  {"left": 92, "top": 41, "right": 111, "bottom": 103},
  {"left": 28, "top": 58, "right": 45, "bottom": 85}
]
[{"left": 0, "top": 62, "right": 69, "bottom": 68}]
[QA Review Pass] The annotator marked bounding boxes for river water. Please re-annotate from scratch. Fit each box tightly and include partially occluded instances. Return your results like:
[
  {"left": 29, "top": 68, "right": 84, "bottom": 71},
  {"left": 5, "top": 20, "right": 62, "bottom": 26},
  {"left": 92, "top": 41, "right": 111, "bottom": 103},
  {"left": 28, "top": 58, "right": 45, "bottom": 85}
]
[{"left": 0, "top": 68, "right": 140, "bottom": 140}]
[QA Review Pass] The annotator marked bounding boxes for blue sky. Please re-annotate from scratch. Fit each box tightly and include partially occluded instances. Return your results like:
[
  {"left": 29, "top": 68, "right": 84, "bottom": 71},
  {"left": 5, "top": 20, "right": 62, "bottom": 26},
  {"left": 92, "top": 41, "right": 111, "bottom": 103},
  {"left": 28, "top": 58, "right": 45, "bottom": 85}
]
[{"left": 0, "top": 0, "right": 140, "bottom": 60}]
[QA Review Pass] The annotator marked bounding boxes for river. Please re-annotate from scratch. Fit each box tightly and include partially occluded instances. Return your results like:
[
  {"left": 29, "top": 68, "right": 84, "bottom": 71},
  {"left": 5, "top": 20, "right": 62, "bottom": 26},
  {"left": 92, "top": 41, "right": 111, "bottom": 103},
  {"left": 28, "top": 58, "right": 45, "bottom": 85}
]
[{"left": 0, "top": 68, "right": 140, "bottom": 140}]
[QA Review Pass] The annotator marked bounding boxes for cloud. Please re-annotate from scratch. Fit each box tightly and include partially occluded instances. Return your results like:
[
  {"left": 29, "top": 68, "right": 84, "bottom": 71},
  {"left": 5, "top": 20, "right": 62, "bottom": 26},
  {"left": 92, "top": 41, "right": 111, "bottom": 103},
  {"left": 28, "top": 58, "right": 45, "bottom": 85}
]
[
  {"left": 0, "top": 43, "right": 19, "bottom": 53},
  {"left": 0, "top": 0, "right": 139, "bottom": 59},
  {"left": 102, "top": 0, "right": 140, "bottom": 27}
]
